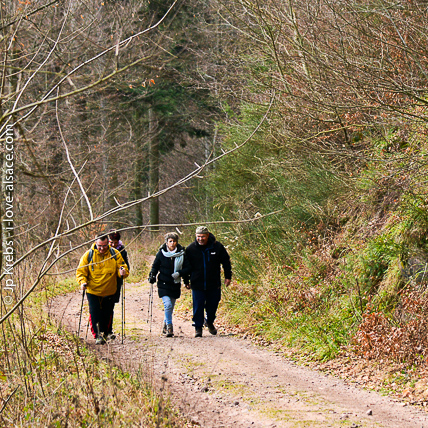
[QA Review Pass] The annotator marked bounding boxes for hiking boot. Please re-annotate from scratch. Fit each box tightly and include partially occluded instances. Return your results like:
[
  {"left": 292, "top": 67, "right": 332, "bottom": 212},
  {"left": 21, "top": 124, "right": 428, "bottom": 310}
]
[
  {"left": 207, "top": 322, "right": 217, "bottom": 335},
  {"left": 95, "top": 335, "right": 106, "bottom": 345},
  {"left": 162, "top": 322, "right": 167, "bottom": 335},
  {"left": 106, "top": 333, "right": 116, "bottom": 341},
  {"left": 195, "top": 327, "right": 203, "bottom": 338},
  {"left": 166, "top": 325, "right": 174, "bottom": 337}
]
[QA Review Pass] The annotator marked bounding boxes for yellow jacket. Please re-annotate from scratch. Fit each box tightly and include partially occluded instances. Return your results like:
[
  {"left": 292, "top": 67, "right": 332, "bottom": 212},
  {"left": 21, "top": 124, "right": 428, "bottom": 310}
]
[{"left": 76, "top": 243, "right": 129, "bottom": 296}]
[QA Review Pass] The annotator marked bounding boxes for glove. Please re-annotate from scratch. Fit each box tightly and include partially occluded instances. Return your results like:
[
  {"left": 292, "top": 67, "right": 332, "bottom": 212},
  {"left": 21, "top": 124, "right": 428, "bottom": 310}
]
[
  {"left": 148, "top": 274, "right": 156, "bottom": 284},
  {"left": 171, "top": 272, "right": 180, "bottom": 280}
]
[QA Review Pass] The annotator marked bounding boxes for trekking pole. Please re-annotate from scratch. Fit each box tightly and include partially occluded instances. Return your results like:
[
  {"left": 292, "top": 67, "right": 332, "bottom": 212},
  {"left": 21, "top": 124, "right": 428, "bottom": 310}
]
[
  {"left": 146, "top": 281, "right": 152, "bottom": 323},
  {"left": 78, "top": 288, "right": 85, "bottom": 337},
  {"left": 121, "top": 278, "right": 125, "bottom": 344},
  {"left": 149, "top": 282, "right": 153, "bottom": 333},
  {"left": 85, "top": 317, "right": 90, "bottom": 340}
]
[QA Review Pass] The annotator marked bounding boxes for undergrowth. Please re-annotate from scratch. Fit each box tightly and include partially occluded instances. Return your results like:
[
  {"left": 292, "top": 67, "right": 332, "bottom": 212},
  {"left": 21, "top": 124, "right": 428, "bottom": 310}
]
[
  {"left": 216, "top": 126, "right": 428, "bottom": 368},
  {"left": 0, "top": 318, "right": 187, "bottom": 427}
]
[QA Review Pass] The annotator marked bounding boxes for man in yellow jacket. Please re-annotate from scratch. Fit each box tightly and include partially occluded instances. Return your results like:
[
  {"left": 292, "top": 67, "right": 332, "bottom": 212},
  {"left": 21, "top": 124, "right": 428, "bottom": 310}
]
[{"left": 76, "top": 234, "right": 129, "bottom": 344}]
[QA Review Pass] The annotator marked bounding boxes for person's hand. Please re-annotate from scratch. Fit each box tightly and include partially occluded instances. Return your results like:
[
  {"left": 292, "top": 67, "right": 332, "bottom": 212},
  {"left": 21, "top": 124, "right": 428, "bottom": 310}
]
[
  {"left": 185, "top": 283, "right": 191, "bottom": 290},
  {"left": 224, "top": 279, "right": 231, "bottom": 287},
  {"left": 148, "top": 273, "right": 156, "bottom": 284},
  {"left": 119, "top": 266, "right": 126, "bottom": 277},
  {"left": 81, "top": 283, "right": 87, "bottom": 292},
  {"left": 171, "top": 272, "right": 180, "bottom": 280}
]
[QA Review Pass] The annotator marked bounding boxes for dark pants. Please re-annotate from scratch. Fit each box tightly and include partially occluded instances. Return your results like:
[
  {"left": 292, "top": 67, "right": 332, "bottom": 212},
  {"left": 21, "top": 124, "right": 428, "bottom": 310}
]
[
  {"left": 192, "top": 287, "right": 221, "bottom": 328},
  {"left": 86, "top": 292, "right": 115, "bottom": 338},
  {"left": 114, "top": 279, "right": 123, "bottom": 303},
  {"left": 109, "top": 281, "right": 123, "bottom": 334}
]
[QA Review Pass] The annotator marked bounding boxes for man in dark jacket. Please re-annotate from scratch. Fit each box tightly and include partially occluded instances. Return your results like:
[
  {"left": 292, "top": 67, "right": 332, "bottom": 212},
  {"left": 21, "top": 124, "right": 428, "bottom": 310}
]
[{"left": 184, "top": 226, "right": 232, "bottom": 337}]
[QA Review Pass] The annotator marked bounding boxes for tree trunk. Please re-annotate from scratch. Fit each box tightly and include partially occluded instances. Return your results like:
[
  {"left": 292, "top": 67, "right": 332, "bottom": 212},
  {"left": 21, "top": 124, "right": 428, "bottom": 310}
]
[
  {"left": 148, "top": 106, "right": 159, "bottom": 233},
  {"left": 134, "top": 111, "right": 144, "bottom": 226}
]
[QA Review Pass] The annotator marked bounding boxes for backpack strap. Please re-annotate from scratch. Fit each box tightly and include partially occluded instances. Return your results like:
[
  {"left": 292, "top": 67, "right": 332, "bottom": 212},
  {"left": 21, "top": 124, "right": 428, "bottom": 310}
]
[
  {"left": 88, "top": 247, "right": 117, "bottom": 271},
  {"left": 110, "top": 247, "right": 117, "bottom": 260},
  {"left": 88, "top": 249, "right": 94, "bottom": 271}
]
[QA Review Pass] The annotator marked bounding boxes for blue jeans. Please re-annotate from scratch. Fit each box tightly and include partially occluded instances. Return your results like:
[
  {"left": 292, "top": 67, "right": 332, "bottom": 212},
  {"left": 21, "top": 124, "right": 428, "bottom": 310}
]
[
  {"left": 162, "top": 296, "right": 176, "bottom": 326},
  {"left": 192, "top": 288, "right": 221, "bottom": 328}
]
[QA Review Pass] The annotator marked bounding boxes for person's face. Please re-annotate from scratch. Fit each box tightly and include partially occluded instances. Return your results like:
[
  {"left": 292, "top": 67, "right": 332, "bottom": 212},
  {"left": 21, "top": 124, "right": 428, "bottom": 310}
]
[
  {"left": 109, "top": 238, "right": 119, "bottom": 248},
  {"left": 196, "top": 233, "right": 209, "bottom": 246},
  {"left": 96, "top": 238, "right": 109, "bottom": 254},
  {"left": 167, "top": 238, "right": 177, "bottom": 251}
]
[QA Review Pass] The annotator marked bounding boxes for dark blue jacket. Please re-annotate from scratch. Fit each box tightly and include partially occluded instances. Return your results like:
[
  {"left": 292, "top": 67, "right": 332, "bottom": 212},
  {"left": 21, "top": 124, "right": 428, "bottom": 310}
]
[{"left": 185, "top": 233, "right": 232, "bottom": 291}]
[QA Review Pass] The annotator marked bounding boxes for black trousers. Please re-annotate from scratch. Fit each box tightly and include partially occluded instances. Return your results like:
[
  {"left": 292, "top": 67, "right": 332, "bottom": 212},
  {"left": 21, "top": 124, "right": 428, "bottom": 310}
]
[{"left": 86, "top": 292, "right": 115, "bottom": 338}]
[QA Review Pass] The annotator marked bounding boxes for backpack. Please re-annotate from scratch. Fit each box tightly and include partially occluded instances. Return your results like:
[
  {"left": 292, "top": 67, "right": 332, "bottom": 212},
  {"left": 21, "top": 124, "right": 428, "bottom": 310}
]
[{"left": 88, "top": 247, "right": 117, "bottom": 271}]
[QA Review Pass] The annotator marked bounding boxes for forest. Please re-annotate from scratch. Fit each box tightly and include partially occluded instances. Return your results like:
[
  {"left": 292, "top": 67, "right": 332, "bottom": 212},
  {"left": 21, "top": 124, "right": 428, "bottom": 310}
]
[{"left": 2, "top": 0, "right": 428, "bottom": 426}]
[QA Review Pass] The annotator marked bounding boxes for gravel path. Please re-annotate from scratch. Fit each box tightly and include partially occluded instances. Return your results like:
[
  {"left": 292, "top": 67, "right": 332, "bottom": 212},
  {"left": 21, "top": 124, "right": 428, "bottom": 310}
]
[{"left": 49, "top": 281, "right": 428, "bottom": 428}]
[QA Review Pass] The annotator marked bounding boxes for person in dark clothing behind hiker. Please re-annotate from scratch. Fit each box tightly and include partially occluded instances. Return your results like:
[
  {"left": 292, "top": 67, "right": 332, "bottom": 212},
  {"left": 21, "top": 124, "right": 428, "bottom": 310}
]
[
  {"left": 107, "top": 229, "right": 130, "bottom": 339},
  {"left": 184, "top": 226, "right": 232, "bottom": 337},
  {"left": 148, "top": 232, "right": 190, "bottom": 337},
  {"left": 76, "top": 234, "right": 129, "bottom": 344}
]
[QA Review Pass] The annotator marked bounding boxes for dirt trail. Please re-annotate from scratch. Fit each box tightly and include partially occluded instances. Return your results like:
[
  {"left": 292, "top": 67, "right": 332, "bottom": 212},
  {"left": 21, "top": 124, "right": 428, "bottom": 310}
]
[{"left": 50, "top": 281, "right": 428, "bottom": 428}]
